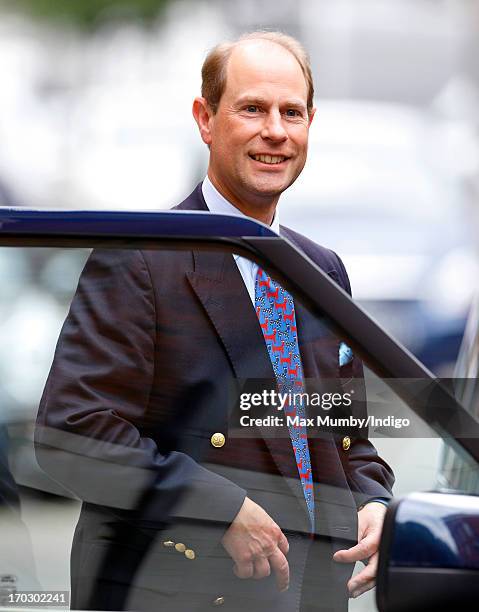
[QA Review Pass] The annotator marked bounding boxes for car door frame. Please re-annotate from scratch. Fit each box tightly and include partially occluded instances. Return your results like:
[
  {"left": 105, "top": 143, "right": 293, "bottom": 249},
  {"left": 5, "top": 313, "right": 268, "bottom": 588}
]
[{"left": 1, "top": 207, "right": 478, "bottom": 464}]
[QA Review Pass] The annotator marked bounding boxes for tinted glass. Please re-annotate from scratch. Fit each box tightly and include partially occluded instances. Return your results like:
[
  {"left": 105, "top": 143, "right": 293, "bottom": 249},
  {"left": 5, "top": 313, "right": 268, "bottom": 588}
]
[{"left": 0, "top": 245, "right": 476, "bottom": 612}]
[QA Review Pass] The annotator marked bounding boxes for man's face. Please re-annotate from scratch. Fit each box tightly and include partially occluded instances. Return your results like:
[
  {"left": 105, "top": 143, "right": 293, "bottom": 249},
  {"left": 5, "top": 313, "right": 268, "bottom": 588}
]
[{"left": 203, "top": 41, "right": 314, "bottom": 211}]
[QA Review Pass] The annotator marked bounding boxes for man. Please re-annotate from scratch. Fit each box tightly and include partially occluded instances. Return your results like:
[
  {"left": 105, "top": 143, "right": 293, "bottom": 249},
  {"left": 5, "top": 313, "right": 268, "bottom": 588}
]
[{"left": 36, "top": 32, "right": 394, "bottom": 611}]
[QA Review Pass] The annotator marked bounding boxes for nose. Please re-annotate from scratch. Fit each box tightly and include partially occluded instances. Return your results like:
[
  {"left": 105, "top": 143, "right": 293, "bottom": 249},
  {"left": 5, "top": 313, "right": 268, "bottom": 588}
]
[{"left": 261, "top": 110, "right": 288, "bottom": 142}]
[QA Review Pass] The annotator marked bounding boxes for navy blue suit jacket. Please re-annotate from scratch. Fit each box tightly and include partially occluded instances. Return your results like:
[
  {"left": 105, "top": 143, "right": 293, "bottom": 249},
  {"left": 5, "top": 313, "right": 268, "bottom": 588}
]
[{"left": 36, "top": 184, "right": 394, "bottom": 611}]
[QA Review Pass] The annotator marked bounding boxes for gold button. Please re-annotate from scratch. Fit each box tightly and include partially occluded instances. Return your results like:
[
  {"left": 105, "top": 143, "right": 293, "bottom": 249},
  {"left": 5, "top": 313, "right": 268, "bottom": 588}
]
[
  {"left": 184, "top": 549, "right": 195, "bottom": 560},
  {"left": 211, "top": 433, "right": 225, "bottom": 448},
  {"left": 163, "top": 540, "right": 175, "bottom": 548},
  {"left": 175, "top": 543, "right": 186, "bottom": 553},
  {"left": 213, "top": 596, "right": 225, "bottom": 606},
  {"left": 342, "top": 436, "right": 351, "bottom": 451}
]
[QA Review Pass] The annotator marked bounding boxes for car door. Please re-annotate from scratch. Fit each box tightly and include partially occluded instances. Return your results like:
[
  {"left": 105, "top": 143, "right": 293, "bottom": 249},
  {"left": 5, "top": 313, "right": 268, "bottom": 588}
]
[{"left": 0, "top": 208, "right": 477, "bottom": 612}]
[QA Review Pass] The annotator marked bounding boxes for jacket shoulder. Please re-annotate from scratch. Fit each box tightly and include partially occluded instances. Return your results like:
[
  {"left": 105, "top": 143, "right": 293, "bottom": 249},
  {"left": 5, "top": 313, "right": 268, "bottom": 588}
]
[{"left": 279, "top": 224, "right": 352, "bottom": 295}]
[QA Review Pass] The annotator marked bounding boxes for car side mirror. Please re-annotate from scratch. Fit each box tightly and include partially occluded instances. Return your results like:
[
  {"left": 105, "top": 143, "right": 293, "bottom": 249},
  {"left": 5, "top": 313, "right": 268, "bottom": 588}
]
[{"left": 376, "top": 491, "right": 479, "bottom": 611}]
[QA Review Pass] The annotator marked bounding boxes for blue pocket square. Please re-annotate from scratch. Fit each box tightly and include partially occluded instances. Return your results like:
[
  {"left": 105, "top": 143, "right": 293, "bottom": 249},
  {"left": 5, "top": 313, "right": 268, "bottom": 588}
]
[{"left": 339, "top": 342, "right": 353, "bottom": 367}]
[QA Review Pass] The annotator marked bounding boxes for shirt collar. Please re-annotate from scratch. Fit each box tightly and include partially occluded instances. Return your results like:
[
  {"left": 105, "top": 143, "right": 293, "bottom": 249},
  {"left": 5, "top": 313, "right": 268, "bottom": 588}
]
[{"left": 201, "top": 175, "right": 281, "bottom": 236}]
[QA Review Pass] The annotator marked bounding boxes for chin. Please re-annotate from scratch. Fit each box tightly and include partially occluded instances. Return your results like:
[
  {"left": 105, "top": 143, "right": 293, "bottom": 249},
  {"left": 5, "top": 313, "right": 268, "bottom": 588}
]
[{"left": 248, "top": 178, "right": 290, "bottom": 198}]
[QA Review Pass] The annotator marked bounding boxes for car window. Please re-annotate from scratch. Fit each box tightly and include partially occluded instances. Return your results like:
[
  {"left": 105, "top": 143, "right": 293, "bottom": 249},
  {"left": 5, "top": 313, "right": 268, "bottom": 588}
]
[
  {"left": 437, "top": 293, "right": 479, "bottom": 495},
  {"left": 0, "top": 241, "right": 477, "bottom": 612}
]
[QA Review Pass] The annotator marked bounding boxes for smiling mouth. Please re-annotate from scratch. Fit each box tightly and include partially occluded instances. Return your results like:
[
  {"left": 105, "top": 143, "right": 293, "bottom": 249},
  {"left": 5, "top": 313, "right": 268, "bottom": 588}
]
[{"left": 249, "top": 154, "right": 289, "bottom": 165}]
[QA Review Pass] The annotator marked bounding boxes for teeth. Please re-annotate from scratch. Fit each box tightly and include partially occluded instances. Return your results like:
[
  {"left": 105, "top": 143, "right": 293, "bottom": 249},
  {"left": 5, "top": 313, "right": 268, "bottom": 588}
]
[{"left": 253, "top": 154, "right": 286, "bottom": 164}]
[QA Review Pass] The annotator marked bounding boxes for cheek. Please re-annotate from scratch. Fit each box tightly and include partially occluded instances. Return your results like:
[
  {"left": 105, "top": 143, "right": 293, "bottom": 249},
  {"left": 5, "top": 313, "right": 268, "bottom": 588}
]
[
  {"left": 227, "top": 119, "right": 258, "bottom": 144},
  {"left": 291, "top": 126, "right": 310, "bottom": 149},
  {"left": 215, "top": 129, "right": 244, "bottom": 155}
]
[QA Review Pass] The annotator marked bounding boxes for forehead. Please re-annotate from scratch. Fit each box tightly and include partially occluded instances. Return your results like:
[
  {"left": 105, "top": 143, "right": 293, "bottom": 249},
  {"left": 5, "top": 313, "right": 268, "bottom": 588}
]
[{"left": 223, "top": 40, "right": 308, "bottom": 104}]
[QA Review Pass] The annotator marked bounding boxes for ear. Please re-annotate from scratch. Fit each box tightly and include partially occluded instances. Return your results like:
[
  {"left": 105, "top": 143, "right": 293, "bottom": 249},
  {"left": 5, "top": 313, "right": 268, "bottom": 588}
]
[
  {"left": 308, "top": 106, "right": 316, "bottom": 128},
  {"left": 192, "top": 97, "right": 213, "bottom": 146}
]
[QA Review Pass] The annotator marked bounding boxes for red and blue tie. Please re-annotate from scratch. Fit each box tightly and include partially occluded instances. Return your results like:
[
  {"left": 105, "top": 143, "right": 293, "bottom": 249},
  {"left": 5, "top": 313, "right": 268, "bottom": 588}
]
[{"left": 255, "top": 267, "right": 314, "bottom": 526}]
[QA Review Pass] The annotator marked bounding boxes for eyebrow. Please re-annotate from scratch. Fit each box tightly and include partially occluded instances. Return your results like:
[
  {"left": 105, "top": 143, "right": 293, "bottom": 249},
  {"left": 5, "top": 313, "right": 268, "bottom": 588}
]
[{"left": 235, "top": 95, "right": 307, "bottom": 111}]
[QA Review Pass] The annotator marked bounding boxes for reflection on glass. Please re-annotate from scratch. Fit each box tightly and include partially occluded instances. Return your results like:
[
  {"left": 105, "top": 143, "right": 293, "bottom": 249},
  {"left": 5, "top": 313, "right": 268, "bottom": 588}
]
[{"left": 0, "top": 247, "right": 475, "bottom": 611}]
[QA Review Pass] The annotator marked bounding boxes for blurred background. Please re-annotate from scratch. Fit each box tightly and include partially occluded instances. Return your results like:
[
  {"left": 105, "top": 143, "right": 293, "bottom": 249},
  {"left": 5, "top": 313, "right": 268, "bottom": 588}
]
[
  {"left": 1, "top": 1, "right": 479, "bottom": 610},
  {"left": 1, "top": 0, "right": 479, "bottom": 373}
]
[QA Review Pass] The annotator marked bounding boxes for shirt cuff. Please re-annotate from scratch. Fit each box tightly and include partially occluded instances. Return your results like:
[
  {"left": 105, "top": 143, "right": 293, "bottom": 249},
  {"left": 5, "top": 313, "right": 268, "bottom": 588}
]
[{"left": 359, "top": 497, "right": 390, "bottom": 510}]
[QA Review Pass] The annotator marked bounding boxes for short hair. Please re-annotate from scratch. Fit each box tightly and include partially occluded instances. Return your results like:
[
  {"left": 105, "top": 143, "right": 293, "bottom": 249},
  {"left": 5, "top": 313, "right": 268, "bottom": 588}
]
[{"left": 201, "top": 31, "right": 314, "bottom": 116}]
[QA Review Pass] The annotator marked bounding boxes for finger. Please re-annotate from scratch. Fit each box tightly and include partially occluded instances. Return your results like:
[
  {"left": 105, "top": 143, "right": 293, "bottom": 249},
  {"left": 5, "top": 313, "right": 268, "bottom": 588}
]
[
  {"left": 347, "top": 553, "right": 378, "bottom": 596},
  {"left": 277, "top": 531, "right": 289, "bottom": 556},
  {"left": 268, "top": 548, "right": 290, "bottom": 592},
  {"left": 253, "top": 556, "right": 271, "bottom": 580},
  {"left": 333, "top": 534, "right": 377, "bottom": 564},
  {"left": 350, "top": 578, "right": 375, "bottom": 599},
  {"left": 233, "top": 560, "right": 254, "bottom": 580}
]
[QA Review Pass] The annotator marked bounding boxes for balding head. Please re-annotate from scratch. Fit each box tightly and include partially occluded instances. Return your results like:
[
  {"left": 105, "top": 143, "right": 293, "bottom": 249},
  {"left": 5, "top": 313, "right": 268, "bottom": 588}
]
[{"left": 201, "top": 31, "right": 314, "bottom": 116}]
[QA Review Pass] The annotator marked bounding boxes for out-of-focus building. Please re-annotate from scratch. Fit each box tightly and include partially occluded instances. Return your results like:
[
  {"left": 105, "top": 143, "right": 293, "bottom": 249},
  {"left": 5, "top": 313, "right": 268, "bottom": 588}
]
[
  {"left": 1, "top": 4, "right": 479, "bottom": 612},
  {"left": 223, "top": 0, "right": 479, "bottom": 106}
]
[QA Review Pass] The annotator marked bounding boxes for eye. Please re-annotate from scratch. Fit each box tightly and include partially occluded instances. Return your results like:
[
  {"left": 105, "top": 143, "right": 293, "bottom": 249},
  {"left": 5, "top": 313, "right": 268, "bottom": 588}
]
[
  {"left": 285, "top": 109, "right": 301, "bottom": 117},
  {"left": 246, "top": 105, "right": 259, "bottom": 113}
]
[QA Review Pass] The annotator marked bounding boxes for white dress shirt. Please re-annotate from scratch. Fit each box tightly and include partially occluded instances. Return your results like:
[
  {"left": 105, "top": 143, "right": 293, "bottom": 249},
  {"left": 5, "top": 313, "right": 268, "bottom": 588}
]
[{"left": 201, "top": 175, "right": 280, "bottom": 305}]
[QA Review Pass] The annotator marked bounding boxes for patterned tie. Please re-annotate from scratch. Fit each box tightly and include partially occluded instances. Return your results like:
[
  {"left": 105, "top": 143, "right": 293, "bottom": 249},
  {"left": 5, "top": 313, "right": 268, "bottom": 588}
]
[{"left": 255, "top": 267, "right": 314, "bottom": 526}]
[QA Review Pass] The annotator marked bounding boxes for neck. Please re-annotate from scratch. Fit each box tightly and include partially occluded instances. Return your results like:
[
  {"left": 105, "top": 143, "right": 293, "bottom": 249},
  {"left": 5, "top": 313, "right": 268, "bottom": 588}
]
[{"left": 207, "top": 171, "right": 277, "bottom": 226}]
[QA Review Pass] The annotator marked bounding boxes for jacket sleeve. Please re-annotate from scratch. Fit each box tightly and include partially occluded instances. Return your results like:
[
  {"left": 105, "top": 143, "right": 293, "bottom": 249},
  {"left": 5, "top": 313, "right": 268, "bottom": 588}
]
[
  {"left": 333, "top": 251, "right": 395, "bottom": 505},
  {"left": 35, "top": 248, "right": 246, "bottom": 527}
]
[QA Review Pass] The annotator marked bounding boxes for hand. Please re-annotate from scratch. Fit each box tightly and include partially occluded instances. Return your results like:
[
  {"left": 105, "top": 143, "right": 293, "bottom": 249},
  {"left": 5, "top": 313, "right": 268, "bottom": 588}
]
[
  {"left": 221, "top": 497, "right": 290, "bottom": 591},
  {"left": 333, "top": 502, "right": 387, "bottom": 598}
]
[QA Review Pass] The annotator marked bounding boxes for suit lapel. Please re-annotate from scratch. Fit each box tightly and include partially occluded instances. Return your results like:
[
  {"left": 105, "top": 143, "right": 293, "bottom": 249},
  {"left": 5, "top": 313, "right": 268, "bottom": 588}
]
[
  {"left": 295, "top": 299, "right": 340, "bottom": 380},
  {"left": 186, "top": 250, "right": 275, "bottom": 380},
  {"left": 175, "top": 184, "right": 272, "bottom": 379},
  {"left": 176, "top": 184, "right": 273, "bottom": 380},
  {"left": 294, "top": 301, "right": 319, "bottom": 378}
]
